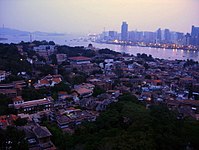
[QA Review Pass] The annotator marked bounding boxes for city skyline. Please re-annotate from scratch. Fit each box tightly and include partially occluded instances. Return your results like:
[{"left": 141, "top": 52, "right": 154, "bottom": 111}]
[{"left": 0, "top": 0, "right": 199, "bottom": 34}]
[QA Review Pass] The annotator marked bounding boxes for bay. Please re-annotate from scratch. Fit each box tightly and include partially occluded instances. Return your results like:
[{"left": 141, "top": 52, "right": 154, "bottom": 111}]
[{"left": 1, "top": 35, "right": 198, "bottom": 61}]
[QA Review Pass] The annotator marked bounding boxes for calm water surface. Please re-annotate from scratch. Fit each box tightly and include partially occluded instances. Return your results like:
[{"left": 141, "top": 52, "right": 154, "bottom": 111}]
[{"left": 1, "top": 35, "right": 199, "bottom": 61}]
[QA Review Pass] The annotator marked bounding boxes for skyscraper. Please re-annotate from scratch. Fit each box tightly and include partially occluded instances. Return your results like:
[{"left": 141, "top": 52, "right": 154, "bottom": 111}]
[
  {"left": 185, "top": 33, "right": 191, "bottom": 46},
  {"left": 191, "top": 25, "right": 199, "bottom": 46},
  {"left": 164, "top": 29, "right": 171, "bottom": 43},
  {"left": 191, "top": 25, "right": 199, "bottom": 37},
  {"left": 156, "top": 28, "right": 162, "bottom": 43},
  {"left": 121, "top": 22, "right": 128, "bottom": 41},
  {"left": 108, "top": 31, "right": 117, "bottom": 40}
]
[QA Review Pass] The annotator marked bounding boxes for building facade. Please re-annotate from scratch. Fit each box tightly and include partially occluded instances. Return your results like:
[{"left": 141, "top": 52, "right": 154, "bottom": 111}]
[{"left": 121, "top": 22, "right": 128, "bottom": 41}]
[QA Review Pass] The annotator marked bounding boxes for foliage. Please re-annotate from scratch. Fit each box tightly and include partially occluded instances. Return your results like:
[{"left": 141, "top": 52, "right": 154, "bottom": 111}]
[
  {"left": 0, "top": 43, "right": 32, "bottom": 74},
  {"left": 14, "top": 118, "right": 28, "bottom": 126},
  {"left": 31, "top": 40, "right": 55, "bottom": 46},
  {"left": 98, "top": 48, "right": 120, "bottom": 56},
  {"left": 51, "top": 82, "right": 71, "bottom": 99},
  {"left": 49, "top": 54, "right": 57, "bottom": 65},
  {"left": 91, "top": 69, "right": 103, "bottom": 75},
  {"left": 45, "top": 94, "right": 199, "bottom": 150},
  {"left": 0, "top": 94, "right": 16, "bottom": 115},
  {"left": 0, "top": 75, "right": 23, "bottom": 84},
  {"left": 184, "top": 59, "right": 198, "bottom": 68},
  {"left": 21, "top": 88, "right": 45, "bottom": 101},
  {"left": 57, "top": 46, "right": 95, "bottom": 57},
  {"left": 137, "top": 53, "right": 154, "bottom": 61},
  {"left": 71, "top": 74, "right": 87, "bottom": 85},
  {"left": 92, "top": 86, "right": 106, "bottom": 97},
  {"left": 51, "top": 81, "right": 71, "bottom": 93},
  {"left": 42, "top": 122, "right": 69, "bottom": 150},
  {"left": 36, "top": 64, "right": 54, "bottom": 76},
  {"left": 0, "top": 126, "right": 28, "bottom": 150}
]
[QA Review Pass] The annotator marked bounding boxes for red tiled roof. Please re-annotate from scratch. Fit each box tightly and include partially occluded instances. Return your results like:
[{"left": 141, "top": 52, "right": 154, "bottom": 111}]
[
  {"left": 9, "top": 114, "right": 18, "bottom": 121},
  {"left": 40, "top": 79, "right": 49, "bottom": 85},
  {"left": 66, "top": 107, "right": 78, "bottom": 111},
  {"left": 0, "top": 115, "right": 18, "bottom": 128},
  {"left": 69, "top": 56, "right": 91, "bottom": 61},
  {"left": 75, "top": 88, "right": 92, "bottom": 95},
  {"left": 52, "top": 78, "right": 62, "bottom": 83},
  {"left": 58, "top": 91, "right": 68, "bottom": 95},
  {"left": 13, "top": 96, "right": 23, "bottom": 102},
  {"left": 153, "top": 80, "right": 162, "bottom": 83}
]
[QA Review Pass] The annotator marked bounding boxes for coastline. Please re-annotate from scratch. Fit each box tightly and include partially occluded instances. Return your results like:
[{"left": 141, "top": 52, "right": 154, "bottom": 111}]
[{"left": 96, "top": 41, "right": 199, "bottom": 52}]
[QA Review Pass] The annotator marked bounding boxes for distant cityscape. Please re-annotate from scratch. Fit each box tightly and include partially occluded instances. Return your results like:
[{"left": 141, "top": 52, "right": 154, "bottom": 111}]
[
  {"left": 0, "top": 40, "right": 199, "bottom": 149},
  {"left": 1, "top": 0, "right": 199, "bottom": 149},
  {"left": 96, "top": 22, "right": 199, "bottom": 51}
]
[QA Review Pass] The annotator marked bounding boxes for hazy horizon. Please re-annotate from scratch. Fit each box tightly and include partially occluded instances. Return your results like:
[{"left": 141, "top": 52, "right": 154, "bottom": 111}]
[{"left": 0, "top": 0, "right": 199, "bottom": 34}]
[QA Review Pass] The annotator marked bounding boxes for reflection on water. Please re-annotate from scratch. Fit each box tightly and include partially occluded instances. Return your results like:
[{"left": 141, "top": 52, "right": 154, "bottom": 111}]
[
  {"left": 1, "top": 35, "right": 199, "bottom": 61},
  {"left": 95, "top": 43, "right": 199, "bottom": 61}
]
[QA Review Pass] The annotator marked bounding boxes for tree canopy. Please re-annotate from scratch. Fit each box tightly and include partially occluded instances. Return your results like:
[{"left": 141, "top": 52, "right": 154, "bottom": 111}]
[
  {"left": 0, "top": 44, "right": 32, "bottom": 75},
  {"left": 44, "top": 94, "right": 199, "bottom": 150}
]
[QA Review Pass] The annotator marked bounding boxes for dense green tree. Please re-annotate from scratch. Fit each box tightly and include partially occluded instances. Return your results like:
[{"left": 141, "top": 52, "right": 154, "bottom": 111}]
[
  {"left": 14, "top": 118, "right": 28, "bottom": 126},
  {"left": 44, "top": 94, "right": 199, "bottom": 150},
  {"left": 49, "top": 41, "right": 55, "bottom": 45},
  {"left": 0, "top": 75, "right": 24, "bottom": 84},
  {"left": 0, "top": 94, "right": 16, "bottom": 115},
  {"left": 71, "top": 74, "right": 87, "bottom": 85},
  {"left": 92, "top": 86, "right": 106, "bottom": 97},
  {"left": 57, "top": 45, "right": 95, "bottom": 57},
  {"left": 36, "top": 64, "right": 54, "bottom": 76},
  {"left": 0, "top": 44, "right": 32, "bottom": 74},
  {"left": 98, "top": 48, "right": 120, "bottom": 56},
  {"left": 0, "top": 126, "right": 28, "bottom": 150},
  {"left": 51, "top": 81, "right": 71, "bottom": 93},
  {"left": 21, "top": 88, "right": 44, "bottom": 101}
]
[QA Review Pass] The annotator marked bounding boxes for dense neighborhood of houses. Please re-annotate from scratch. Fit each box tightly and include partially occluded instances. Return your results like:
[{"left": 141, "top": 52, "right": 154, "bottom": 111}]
[{"left": 0, "top": 41, "right": 199, "bottom": 149}]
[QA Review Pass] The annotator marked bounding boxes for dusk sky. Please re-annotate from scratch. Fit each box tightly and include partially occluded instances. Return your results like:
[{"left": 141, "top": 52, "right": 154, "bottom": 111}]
[{"left": 0, "top": 0, "right": 199, "bottom": 34}]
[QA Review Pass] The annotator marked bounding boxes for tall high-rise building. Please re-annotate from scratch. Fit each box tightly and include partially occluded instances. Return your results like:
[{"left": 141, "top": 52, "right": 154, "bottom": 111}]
[
  {"left": 144, "top": 31, "right": 156, "bottom": 43},
  {"left": 164, "top": 29, "right": 171, "bottom": 43},
  {"left": 191, "top": 25, "right": 199, "bottom": 46},
  {"left": 191, "top": 25, "right": 199, "bottom": 37},
  {"left": 185, "top": 33, "right": 191, "bottom": 46},
  {"left": 128, "top": 31, "right": 136, "bottom": 42},
  {"left": 176, "top": 32, "right": 184, "bottom": 44},
  {"left": 108, "top": 31, "right": 117, "bottom": 40},
  {"left": 156, "top": 28, "right": 162, "bottom": 43},
  {"left": 121, "top": 22, "right": 128, "bottom": 41}
]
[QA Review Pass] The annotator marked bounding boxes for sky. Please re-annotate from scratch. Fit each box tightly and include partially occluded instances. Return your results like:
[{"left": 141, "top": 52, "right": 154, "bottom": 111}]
[{"left": 0, "top": 0, "right": 199, "bottom": 34}]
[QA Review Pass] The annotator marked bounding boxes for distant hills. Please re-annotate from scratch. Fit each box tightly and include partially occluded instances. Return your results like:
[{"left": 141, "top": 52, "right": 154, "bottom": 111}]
[{"left": 0, "top": 27, "right": 65, "bottom": 36}]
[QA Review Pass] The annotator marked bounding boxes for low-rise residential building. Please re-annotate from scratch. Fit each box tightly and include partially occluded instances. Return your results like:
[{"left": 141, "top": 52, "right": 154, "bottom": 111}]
[
  {"left": 0, "top": 70, "right": 6, "bottom": 82},
  {"left": 56, "top": 54, "right": 67, "bottom": 64},
  {"left": 0, "top": 89, "right": 18, "bottom": 98},
  {"left": 13, "top": 97, "right": 53, "bottom": 114},
  {"left": 0, "top": 114, "right": 18, "bottom": 129},
  {"left": 34, "top": 74, "right": 62, "bottom": 88},
  {"left": 68, "top": 56, "right": 91, "bottom": 65},
  {"left": 167, "top": 99, "right": 199, "bottom": 120},
  {"left": 33, "top": 45, "right": 56, "bottom": 60},
  {"left": 74, "top": 87, "right": 93, "bottom": 98},
  {"left": 22, "top": 124, "right": 56, "bottom": 150}
]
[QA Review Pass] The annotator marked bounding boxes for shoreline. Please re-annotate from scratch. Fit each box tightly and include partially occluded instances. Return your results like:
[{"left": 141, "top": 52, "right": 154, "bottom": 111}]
[{"left": 96, "top": 41, "right": 199, "bottom": 52}]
